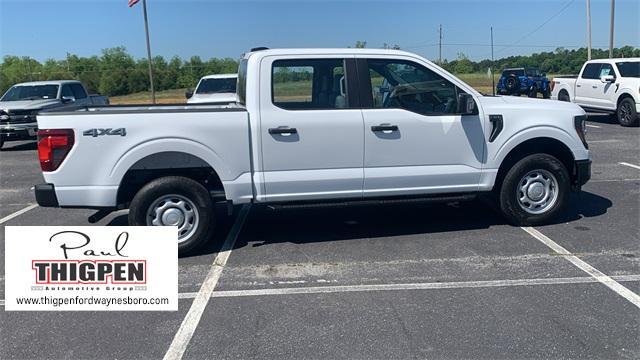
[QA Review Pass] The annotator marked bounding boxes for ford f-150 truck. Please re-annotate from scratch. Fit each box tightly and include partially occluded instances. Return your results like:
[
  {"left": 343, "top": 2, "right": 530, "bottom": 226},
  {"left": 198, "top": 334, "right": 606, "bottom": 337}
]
[
  {"left": 551, "top": 58, "right": 640, "bottom": 126},
  {"left": 34, "top": 48, "right": 591, "bottom": 255},
  {"left": 0, "top": 80, "right": 109, "bottom": 149}
]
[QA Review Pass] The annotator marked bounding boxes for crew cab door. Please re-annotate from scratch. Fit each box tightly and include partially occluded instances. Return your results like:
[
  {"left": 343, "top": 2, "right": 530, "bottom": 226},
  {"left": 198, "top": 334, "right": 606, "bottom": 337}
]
[
  {"left": 357, "top": 57, "right": 485, "bottom": 197},
  {"left": 575, "top": 63, "right": 603, "bottom": 108},
  {"left": 258, "top": 56, "right": 364, "bottom": 201},
  {"left": 594, "top": 63, "right": 618, "bottom": 110}
]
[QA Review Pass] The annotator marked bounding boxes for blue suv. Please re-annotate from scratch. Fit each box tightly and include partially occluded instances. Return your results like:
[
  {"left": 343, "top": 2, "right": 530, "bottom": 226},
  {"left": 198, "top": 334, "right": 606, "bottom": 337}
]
[{"left": 497, "top": 67, "right": 550, "bottom": 98}]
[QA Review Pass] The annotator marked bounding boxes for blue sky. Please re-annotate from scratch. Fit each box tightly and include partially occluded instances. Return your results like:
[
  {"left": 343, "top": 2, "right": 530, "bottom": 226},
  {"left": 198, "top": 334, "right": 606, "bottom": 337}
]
[{"left": 1, "top": 0, "right": 638, "bottom": 62}]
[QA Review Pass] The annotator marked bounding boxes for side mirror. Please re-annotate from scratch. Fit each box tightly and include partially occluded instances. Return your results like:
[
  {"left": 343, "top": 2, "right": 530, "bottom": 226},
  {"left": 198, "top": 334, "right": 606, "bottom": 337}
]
[
  {"left": 61, "top": 96, "right": 75, "bottom": 103},
  {"left": 185, "top": 89, "right": 194, "bottom": 99},
  {"left": 600, "top": 75, "right": 615, "bottom": 83},
  {"left": 456, "top": 93, "right": 477, "bottom": 115}
]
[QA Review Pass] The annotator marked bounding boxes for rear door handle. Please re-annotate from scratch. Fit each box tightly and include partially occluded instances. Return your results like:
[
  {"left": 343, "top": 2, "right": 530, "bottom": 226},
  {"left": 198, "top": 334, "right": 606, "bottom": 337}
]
[
  {"left": 576, "top": 84, "right": 582, "bottom": 87},
  {"left": 592, "top": 85, "right": 598, "bottom": 88},
  {"left": 268, "top": 127, "right": 297, "bottom": 135},
  {"left": 371, "top": 124, "right": 399, "bottom": 132}
]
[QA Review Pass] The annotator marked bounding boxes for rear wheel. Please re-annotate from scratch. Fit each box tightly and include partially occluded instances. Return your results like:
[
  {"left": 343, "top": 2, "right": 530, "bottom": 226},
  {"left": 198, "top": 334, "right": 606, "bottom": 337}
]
[
  {"left": 558, "top": 90, "right": 570, "bottom": 102},
  {"left": 128, "top": 176, "right": 215, "bottom": 255},
  {"left": 542, "top": 87, "right": 550, "bottom": 99},
  {"left": 617, "top": 97, "right": 639, "bottom": 127},
  {"left": 528, "top": 85, "right": 538, "bottom": 98},
  {"left": 499, "top": 154, "right": 570, "bottom": 225}
]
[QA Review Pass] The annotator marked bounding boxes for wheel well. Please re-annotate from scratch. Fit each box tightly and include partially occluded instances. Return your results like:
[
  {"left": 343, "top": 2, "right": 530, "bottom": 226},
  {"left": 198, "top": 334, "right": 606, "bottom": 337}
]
[
  {"left": 495, "top": 137, "right": 575, "bottom": 190},
  {"left": 117, "top": 152, "right": 223, "bottom": 207},
  {"left": 559, "top": 89, "right": 568, "bottom": 96},
  {"left": 617, "top": 93, "right": 634, "bottom": 108}
]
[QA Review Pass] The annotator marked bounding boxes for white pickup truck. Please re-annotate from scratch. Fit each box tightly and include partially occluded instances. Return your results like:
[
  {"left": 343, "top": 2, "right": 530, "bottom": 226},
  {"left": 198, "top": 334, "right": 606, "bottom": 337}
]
[
  {"left": 34, "top": 48, "right": 591, "bottom": 255},
  {"left": 185, "top": 74, "right": 238, "bottom": 104},
  {"left": 551, "top": 58, "right": 639, "bottom": 126}
]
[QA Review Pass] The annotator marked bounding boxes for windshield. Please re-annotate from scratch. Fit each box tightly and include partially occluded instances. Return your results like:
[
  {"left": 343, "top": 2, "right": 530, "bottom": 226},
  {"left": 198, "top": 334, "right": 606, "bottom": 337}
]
[
  {"left": 195, "top": 78, "right": 237, "bottom": 94},
  {"left": 616, "top": 61, "right": 640, "bottom": 78},
  {"left": 1, "top": 85, "right": 59, "bottom": 101}
]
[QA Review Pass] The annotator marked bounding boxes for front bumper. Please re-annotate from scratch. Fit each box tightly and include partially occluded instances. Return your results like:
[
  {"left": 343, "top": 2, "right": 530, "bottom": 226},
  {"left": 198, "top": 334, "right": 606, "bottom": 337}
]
[
  {"left": 34, "top": 183, "right": 59, "bottom": 207},
  {"left": 0, "top": 122, "right": 38, "bottom": 140},
  {"left": 573, "top": 159, "right": 591, "bottom": 189}
]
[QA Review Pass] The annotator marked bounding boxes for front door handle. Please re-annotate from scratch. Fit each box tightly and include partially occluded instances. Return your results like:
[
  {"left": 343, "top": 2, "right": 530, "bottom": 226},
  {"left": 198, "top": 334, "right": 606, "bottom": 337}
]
[
  {"left": 371, "top": 124, "right": 399, "bottom": 132},
  {"left": 576, "top": 84, "right": 582, "bottom": 87},
  {"left": 268, "top": 127, "right": 297, "bottom": 135}
]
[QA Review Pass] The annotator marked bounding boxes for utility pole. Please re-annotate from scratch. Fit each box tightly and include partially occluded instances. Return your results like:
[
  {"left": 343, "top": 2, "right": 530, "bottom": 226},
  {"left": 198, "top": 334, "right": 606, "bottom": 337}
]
[
  {"left": 609, "top": 0, "right": 615, "bottom": 58},
  {"left": 142, "top": 0, "right": 156, "bottom": 104},
  {"left": 491, "top": 26, "right": 495, "bottom": 96},
  {"left": 586, "top": 0, "right": 592, "bottom": 60},
  {"left": 438, "top": 24, "right": 442, "bottom": 64}
]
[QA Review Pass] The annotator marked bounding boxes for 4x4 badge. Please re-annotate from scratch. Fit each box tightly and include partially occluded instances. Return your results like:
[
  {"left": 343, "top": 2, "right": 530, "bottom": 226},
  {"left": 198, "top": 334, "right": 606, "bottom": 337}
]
[{"left": 83, "top": 128, "right": 126, "bottom": 137}]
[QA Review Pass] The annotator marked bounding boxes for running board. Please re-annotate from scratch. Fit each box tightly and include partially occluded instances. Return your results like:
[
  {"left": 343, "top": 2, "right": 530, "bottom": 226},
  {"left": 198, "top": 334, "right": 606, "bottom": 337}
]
[{"left": 267, "top": 193, "right": 477, "bottom": 211}]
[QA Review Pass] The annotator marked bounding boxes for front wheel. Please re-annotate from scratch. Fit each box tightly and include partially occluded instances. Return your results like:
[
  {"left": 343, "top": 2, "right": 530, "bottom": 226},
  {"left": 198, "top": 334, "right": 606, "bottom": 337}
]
[
  {"left": 528, "top": 85, "right": 538, "bottom": 98},
  {"left": 128, "top": 176, "right": 215, "bottom": 255},
  {"left": 499, "top": 154, "right": 570, "bottom": 226}
]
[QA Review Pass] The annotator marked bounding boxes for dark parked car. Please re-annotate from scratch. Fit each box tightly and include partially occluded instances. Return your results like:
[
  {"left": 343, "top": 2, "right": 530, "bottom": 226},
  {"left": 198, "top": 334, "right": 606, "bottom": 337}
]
[{"left": 497, "top": 67, "right": 550, "bottom": 98}]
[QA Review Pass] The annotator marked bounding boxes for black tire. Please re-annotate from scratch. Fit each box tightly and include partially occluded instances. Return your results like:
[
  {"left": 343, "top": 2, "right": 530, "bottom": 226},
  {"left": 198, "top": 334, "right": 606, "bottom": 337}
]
[
  {"left": 0, "top": 138, "right": 4, "bottom": 150},
  {"left": 499, "top": 154, "right": 570, "bottom": 226},
  {"left": 617, "top": 97, "right": 639, "bottom": 127},
  {"left": 542, "top": 87, "right": 550, "bottom": 99},
  {"left": 528, "top": 85, "right": 537, "bottom": 98},
  {"left": 505, "top": 75, "right": 520, "bottom": 95},
  {"left": 128, "top": 176, "right": 215, "bottom": 256},
  {"left": 558, "top": 90, "right": 570, "bottom": 102}
]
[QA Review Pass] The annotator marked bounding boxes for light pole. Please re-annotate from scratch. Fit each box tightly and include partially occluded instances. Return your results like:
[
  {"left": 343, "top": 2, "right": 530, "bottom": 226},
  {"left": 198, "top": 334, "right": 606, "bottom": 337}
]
[
  {"left": 609, "top": 0, "right": 615, "bottom": 58},
  {"left": 586, "top": 0, "right": 592, "bottom": 60}
]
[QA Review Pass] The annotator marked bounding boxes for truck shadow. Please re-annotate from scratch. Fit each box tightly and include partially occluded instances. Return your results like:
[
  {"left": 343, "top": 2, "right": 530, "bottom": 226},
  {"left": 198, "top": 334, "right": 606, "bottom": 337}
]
[
  {"left": 105, "top": 190, "right": 612, "bottom": 258},
  {"left": 586, "top": 113, "right": 617, "bottom": 125},
  {"left": 227, "top": 190, "right": 612, "bottom": 253}
]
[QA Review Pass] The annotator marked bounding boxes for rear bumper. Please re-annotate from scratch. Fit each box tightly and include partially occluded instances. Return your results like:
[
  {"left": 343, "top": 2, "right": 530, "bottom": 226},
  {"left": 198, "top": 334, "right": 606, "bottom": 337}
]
[
  {"left": 34, "top": 183, "right": 59, "bottom": 207},
  {"left": 0, "top": 122, "right": 38, "bottom": 140},
  {"left": 573, "top": 159, "right": 591, "bottom": 189}
]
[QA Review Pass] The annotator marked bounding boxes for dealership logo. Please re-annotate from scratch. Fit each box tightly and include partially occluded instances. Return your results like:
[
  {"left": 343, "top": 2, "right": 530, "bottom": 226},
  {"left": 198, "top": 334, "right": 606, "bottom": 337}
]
[{"left": 31, "top": 230, "right": 146, "bottom": 285}]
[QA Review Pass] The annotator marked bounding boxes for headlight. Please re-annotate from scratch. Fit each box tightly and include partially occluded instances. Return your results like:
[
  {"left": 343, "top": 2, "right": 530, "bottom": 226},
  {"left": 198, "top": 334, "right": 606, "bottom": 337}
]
[
  {"left": 574, "top": 115, "right": 588, "bottom": 149},
  {"left": 0, "top": 110, "right": 8, "bottom": 121}
]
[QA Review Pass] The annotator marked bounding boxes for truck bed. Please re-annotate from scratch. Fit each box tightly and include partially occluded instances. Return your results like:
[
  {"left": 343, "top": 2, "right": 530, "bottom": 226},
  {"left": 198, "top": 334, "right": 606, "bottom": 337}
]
[{"left": 36, "top": 103, "right": 253, "bottom": 207}]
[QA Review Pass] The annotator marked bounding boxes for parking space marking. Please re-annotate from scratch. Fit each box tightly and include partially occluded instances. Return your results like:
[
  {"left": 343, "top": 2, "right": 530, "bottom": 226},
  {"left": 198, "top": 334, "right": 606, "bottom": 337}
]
[
  {"left": 171, "top": 275, "right": 640, "bottom": 300},
  {"left": 163, "top": 204, "right": 251, "bottom": 360},
  {"left": 586, "top": 124, "right": 601, "bottom": 128},
  {"left": 0, "top": 204, "right": 38, "bottom": 224},
  {"left": 522, "top": 227, "right": 640, "bottom": 308},
  {"left": 619, "top": 162, "right": 640, "bottom": 170}
]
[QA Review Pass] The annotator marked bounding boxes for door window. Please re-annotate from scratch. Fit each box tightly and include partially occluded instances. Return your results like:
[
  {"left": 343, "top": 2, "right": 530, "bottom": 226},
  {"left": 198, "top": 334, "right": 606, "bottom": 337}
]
[
  {"left": 70, "top": 83, "right": 88, "bottom": 99},
  {"left": 272, "top": 59, "right": 348, "bottom": 110},
  {"left": 61, "top": 85, "right": 73, "bottom": 98},
  {"left": 598, "top": 64, "right": 615, "bottom": 79},
  {"left": 581, "top": 63, "right": 602, "bottom": 79},
  {"left": 365, "top": 59, "right": 464, "bottom": 116}
]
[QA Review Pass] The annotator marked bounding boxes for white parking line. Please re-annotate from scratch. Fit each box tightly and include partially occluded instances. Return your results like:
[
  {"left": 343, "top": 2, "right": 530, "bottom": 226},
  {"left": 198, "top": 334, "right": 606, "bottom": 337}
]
[
  {"left": 586, "top": 124, "right": 601, "bottom": 128},
  {"left": 619, "top": 162, "right": 640, "bottom": 170},
  {"left": 163, "top": 204, "right": 251, "bottom": 360},
  {"left": 2, "top": 275, "right": 639, "bottom": 307},
  {"left": 522, "top": 227, "right": 640, "bottom": 308},
  {"left": 0, "top": 204, "right": 38, "bottom": 225},
  {"left": 173, "top": 274, "right": 640, "bottom": 299}
]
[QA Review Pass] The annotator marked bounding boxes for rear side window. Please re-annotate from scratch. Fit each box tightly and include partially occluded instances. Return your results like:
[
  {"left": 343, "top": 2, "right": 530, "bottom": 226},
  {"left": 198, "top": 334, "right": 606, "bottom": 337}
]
[
  {"left": 196, "top": 78, "right": 237, "bottom": 94},
  {"left": 616, "top": 61, "right": 640, "bottom": 78},
  {"left": 502, "top": 69, "right": 525, "bottom": 77},
  {"left": 272, "top": 59, "right": 348, "bottom": 110},
  {"left": 70, "top": 83, "right": 87, "bottom": 99},
  {"left": 581, "top": 63, "right": 602, "bottom": 79}
]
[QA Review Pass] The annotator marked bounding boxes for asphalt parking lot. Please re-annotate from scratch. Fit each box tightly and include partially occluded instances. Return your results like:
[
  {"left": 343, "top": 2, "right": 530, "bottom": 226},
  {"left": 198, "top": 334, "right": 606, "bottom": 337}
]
[{"left": 1, "top": 114, "right": 639, "bottom": 359}]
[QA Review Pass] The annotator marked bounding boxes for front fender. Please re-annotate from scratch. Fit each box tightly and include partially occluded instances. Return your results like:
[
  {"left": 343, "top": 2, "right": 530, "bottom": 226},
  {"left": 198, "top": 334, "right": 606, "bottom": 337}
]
[{"left": 491, "top": 125, "right": 588, "bottom": 168}]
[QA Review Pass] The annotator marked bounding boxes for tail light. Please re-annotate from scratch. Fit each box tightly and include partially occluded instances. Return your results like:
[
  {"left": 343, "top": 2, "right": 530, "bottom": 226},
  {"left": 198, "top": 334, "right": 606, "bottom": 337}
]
[
  {"left": 574, "top": 115, "right": 588, "bottom": 149},
  {"left": 550, "top": 81, "right": 556, "bottom": 92},
  {"left": 38, "top": 129, "right": 75, "bottom": 172}
]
